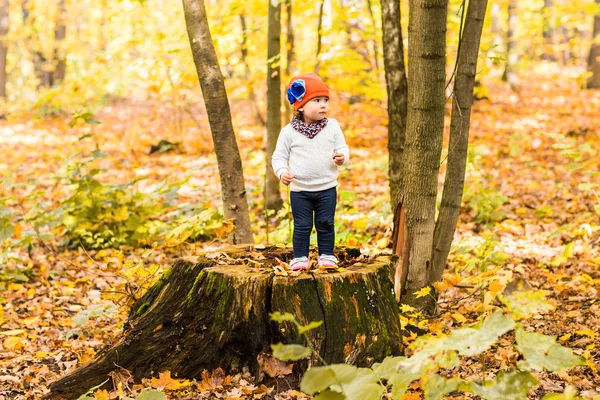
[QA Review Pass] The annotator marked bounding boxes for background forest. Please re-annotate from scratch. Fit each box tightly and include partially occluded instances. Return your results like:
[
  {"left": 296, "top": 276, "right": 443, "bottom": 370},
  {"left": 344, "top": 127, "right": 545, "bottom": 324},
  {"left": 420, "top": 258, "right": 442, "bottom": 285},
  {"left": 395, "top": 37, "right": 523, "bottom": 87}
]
[{"left": 0, "top": 0, "right": 599, "bottom": 399}]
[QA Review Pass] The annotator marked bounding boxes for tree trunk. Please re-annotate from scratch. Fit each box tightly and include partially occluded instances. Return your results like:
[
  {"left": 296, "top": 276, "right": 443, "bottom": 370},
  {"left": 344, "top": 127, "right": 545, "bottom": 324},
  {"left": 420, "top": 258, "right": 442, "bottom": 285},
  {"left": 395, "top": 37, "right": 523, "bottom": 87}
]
[
  {"left": 265, "top": 0, "right": 283, "bottom": 211},
  {"left": 285, "top": 0, "right": 294, "bottom": 123},
  {"left": 240, "top": 14, "right": 267, "bottom": 127},
  {"left": 490, "top": 2, "right": 503, "bottom": 54},
  {"left": 393, "top": 0, "right": 448, "bottom": 313},
  {"left": 542, "top": 0, "right": 556, "bottom": 61},
  {"left": 0, "top": 0, "right": 8, "bottom": 98},
  {"left": 365, "top": 0, "right": 380, "bottom": 71},
  {"left": 340, "top": 0, "right": 372, "bottom": 71},
  {"left": 587, "top": 0, "right": 600, "bottom": 88},
  {"left": 502, "top": 0, "right": 520, "bottom": 89},
  {"left": 53, "top": 0, "right": 66, "bottom": 83},
  {"left": 381, "top": 0, "right": 408, "bottom": 207},
  {"left": 47, "top": 248, "right": 403, "bottom": 399},
  {"left": 183, "top": 0, "right": 254, "bottom": 244},
  {"left": 431, "top": 0, "right": 489, "bottom": 283},
  {"left": 315, "top": 0, "right": 326, "bottom": 73}
]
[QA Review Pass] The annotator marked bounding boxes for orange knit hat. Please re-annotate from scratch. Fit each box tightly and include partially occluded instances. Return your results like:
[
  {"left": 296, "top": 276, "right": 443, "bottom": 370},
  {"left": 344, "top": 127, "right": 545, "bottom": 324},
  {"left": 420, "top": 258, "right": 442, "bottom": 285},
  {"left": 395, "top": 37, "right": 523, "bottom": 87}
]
[{"left": 287, "top": 74, "right": 329, "bottom": 110}]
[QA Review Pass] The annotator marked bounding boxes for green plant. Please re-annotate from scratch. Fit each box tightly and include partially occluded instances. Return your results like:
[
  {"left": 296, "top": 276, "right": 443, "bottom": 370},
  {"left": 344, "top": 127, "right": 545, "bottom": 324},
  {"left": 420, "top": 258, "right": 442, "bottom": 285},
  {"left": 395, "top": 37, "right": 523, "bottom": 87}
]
[
  {"left": 462, "top": 183, "right": 508, "bottom": 226},
  {"left": 270, "top": 291, "right": 586, "bottom": 400}
]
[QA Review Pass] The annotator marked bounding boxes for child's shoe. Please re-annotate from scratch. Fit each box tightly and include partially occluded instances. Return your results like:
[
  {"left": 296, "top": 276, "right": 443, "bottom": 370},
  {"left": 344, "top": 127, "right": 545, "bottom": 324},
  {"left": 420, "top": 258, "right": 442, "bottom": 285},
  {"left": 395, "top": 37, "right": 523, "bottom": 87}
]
[
  {"left": 290, "top": 256, "right": 310, "bottom": 271},
  {"left": 318, "top": 255, "right": 338, "bottom": 268}
]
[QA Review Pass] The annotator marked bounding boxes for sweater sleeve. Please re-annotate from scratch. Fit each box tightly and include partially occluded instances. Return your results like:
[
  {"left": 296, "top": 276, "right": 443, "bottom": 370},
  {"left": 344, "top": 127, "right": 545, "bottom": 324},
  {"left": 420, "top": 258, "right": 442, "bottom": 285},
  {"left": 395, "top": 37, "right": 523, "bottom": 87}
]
[
  {"left": 271, "top": 128, "right": 292, "bottom": 179},
  {"left": 332, "top": 120, "right": 350, "bottom": 165}
]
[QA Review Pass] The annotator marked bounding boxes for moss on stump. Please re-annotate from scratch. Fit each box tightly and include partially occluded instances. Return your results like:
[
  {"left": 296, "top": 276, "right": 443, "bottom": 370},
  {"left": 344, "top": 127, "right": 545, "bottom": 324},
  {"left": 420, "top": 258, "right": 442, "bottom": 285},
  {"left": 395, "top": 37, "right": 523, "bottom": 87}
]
[{"left": 48, "top": 247, "right": 402, "bottom": 399}]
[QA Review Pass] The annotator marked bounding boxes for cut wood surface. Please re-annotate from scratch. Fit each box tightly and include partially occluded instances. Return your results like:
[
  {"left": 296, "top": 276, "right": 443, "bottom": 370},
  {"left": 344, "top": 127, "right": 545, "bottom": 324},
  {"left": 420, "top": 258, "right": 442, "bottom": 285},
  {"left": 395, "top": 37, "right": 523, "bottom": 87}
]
[{"left": 48, "top": 247, "right": 402, "bottom": 399}]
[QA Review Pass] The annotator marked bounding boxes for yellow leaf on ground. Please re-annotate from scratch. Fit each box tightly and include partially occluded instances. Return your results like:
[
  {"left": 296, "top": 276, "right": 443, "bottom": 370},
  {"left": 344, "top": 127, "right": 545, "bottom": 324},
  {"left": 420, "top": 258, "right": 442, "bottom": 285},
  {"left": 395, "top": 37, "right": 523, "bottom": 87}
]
[
  {"left": 489, "top": 280, "right": 505, "bottom": 298},
  {"left": 451, "top": 313, "right": 467, "bottom": 323},
  {"left": 3, "top": 336, "right": 24, "bottom": 350},
  {"left": 7, "top": 283, "right": 23, "bottom": 291},
  {"left": 0, "top": 329, "right": 26, "bottom": 336},
  {"left": 94, "top": 389, "right": 110, "bottom": 400},
  {"left": 415, "top": 286, "right": 431, "bottom": 298},
  {"left": 559, "top": 333, "right": 571, "bottom": 342},
  {"left": 151, "top": 371, "right": 192, "bottom": 390},
  {"left": 575, "top": 329, "right": 596, "bottom": 339},
  {"left": 400, "top": 304, "right": 416, "bottom": 313}
]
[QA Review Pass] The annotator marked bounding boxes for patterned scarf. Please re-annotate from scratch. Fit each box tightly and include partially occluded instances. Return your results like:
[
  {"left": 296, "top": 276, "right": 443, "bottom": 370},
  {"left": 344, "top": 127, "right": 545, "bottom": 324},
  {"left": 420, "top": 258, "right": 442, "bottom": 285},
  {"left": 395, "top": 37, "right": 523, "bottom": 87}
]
[{"left": 291, "top": 116, "right": 328, "bottom": 139}]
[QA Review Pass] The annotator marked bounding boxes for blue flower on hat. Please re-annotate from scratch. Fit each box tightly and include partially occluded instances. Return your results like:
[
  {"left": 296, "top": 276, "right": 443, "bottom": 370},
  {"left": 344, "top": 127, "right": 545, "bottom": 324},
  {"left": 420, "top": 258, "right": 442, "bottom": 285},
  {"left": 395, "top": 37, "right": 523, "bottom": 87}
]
[{"left": 287, "top": 79, "right": 306, "bottom": 105}]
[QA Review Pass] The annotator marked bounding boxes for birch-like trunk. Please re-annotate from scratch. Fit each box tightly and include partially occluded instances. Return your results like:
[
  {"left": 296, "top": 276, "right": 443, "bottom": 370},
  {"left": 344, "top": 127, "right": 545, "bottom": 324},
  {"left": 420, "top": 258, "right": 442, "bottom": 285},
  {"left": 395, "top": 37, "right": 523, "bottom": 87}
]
[
  {"left": 587, "top": 0, "right": 600, "bottom": 88},
  {"left": 542, "top": 0, "right": 556, "bottom": 61},
  {"left": 394, "top": 0, "right": 448, "bottom": 311},
  {"left": 503, "top": 0, "right": 519, "bottom": 89},
  {"left": 240, "top": 15, "right": 266, "bottom": 127},
  {"left": 315, "top": 0, "right": 325, "bottom": 73},
  {"left": 0, "top": 0, "right": 8, "bottom": 98},
  {"left": 54, "top": 0, "right": 66, "bottom": 83},
  {"left": 265, "top": 0, "right": 283, "bottom": 211},
  {"left": 431, "top": 0, "right": 489, "bottom": 283},
  {"left": 365, "top": 0, "right": 380, "bottom": 71},
  {"left": 284, "top": 0, "right": 294, "bottom": 123},
  {"left": 182, "top": 0, "right": 254, "bottom": 244},
  {"left": 381, "top": 0, "right": 408, "bottom": 207}
]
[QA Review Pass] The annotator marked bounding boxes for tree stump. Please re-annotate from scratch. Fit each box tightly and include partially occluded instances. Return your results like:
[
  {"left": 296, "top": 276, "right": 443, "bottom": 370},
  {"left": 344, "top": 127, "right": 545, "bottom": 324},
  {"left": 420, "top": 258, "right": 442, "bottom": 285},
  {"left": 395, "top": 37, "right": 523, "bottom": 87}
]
[{"left": 48, "top": 247, "right": 402, "bottom": 399}]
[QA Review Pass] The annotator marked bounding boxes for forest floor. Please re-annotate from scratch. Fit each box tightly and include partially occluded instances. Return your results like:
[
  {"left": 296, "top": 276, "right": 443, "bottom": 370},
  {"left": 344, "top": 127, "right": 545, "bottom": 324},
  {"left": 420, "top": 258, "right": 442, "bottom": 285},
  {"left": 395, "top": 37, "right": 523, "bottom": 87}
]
[{"left": 0, "top": 66, "right": 599, "bottom": 399}]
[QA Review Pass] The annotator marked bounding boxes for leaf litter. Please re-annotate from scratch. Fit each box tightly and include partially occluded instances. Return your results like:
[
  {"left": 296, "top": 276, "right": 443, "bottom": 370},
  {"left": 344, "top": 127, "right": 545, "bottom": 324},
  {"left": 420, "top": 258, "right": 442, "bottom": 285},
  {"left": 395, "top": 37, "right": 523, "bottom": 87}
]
[{"left": 0, "top": 69, "right": 599, "bottom": 398}]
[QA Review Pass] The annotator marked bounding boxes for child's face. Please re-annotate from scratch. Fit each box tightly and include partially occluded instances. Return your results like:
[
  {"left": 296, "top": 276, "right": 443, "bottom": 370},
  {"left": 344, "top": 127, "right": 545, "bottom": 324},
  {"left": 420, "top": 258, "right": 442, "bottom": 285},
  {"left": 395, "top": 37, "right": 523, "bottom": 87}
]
[{"left": 301, "top": 96, "right": 329, "bottom": 124}]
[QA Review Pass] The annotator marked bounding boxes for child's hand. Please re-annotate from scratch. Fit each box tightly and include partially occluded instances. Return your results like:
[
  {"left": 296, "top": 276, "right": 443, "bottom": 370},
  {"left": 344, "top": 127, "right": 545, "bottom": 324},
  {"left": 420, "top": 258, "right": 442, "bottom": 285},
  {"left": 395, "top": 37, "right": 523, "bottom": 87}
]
[
  {"left": 333, "top": 153, "right": 345, "bottom": 166},
  {"left": 280, "top": 171, "right": 295, "bottom": 186}
]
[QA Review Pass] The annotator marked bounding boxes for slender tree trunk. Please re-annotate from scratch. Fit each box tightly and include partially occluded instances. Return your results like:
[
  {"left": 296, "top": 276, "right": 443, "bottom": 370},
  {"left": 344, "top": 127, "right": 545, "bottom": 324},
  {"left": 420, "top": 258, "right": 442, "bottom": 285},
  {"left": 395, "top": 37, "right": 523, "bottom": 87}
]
[
  {"left": 240, "top": 15, "right": 266, "bottom": 127},
  {"left": 503, "top": 0, "right": 519, "bottom": 89},
  {"left": 490, "top": 2, "right": 503, "bottom": 53},
  {"left": 558, "top": 25, "right": 570, "bottom": 64},
  {"left": 265, "top": 0, "right": 283, "bottom": 211},
  {"left": 542, "top": 0, "right": 555, "bottom": 61},
  {"left": 587, "top": 0, "right": 600, "bottom": 88},
  {"left": 394, "top": 0, "right": 448, "bottom": 312},
  {"left": 381, "top": 0, "right": 408, "bottom": 207},
  {"left": 365, "top": 0, "right": 380, "bottom": 71},
  {"left": 315, "top": 0, "right": 325, "bottom": 73},
  {"left": 0, "top": 0, "right": 8, "bottom": 98},
  {"left": 53, "top": 0, "right": 66, "bottom": 83},
  {"left": 182, "top": 0, "right": 254, "bottom": 244},
  {"left": 285, "top": 0, "right": 294, "bottom": 123},
  {"left": 431, "top": 0, "right": 489, "bottom": 283}
]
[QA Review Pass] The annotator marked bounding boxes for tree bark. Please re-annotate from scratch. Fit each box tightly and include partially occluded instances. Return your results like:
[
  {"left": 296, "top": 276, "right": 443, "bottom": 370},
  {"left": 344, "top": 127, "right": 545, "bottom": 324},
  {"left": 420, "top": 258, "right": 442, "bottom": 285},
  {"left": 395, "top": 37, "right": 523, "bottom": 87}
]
[
  {"left": 340, "top": 0, "right": 372, "bottom": 71},
  {"left": 240, "top": 14, "right": 267, "bottom": 127},
  {"left": 431, "top": 0, "right": 489, "bottom": 283},
  {"left": 53, "top": 0, "right": 66, "bottom": 83},
  {"left": 490, "top": 2, "right": 503, "bottom": 54},
  {"left": 0, "top": 0, "right": 8, "bottom": 98},
  {"left": 587, "top": 0, "right": 600, "bottom": 88},
  {"left": 48, "top": 249, "right": 402, "bottom": 399},
  {"left": 365, "top": 0, "right": 381, "bottom": 71},
  {"left": 265, "top": 0, "right": 283, "bottom": 211},
  {"left": 315, "top": 0, "right": 326, "bottom": 73},
  {"left": 394, "top": 0, "right": 448, "bottom": 312},
  {"left": 381, "top": 0, "right": 408, "bottom": 208},
  {"left": 502, "top": 0, "right": 520, "bottom": 90},
  {"left": 542, "top": 0, "right": 556, "bottom": 61},
  {"left": 183, "top": 0, "right": 254, "bottom": 244},
  {"left": 284, "top": 0, "right": 294, "bottom": 123}
]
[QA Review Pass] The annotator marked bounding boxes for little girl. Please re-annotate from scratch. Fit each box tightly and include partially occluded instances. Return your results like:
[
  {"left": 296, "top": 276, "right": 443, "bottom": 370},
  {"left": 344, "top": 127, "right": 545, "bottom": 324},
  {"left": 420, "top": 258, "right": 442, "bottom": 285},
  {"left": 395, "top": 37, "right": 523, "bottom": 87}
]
[{"left": 272, "top": 74, "right": 350, "bottom": 271}]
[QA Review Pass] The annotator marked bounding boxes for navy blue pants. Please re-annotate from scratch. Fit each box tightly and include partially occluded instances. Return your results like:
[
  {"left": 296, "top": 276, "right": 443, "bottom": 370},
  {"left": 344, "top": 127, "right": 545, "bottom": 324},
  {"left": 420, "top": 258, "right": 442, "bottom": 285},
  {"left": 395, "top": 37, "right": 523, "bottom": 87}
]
[{"left": 290, "top": 187, "right": 336, "bottom": 258}]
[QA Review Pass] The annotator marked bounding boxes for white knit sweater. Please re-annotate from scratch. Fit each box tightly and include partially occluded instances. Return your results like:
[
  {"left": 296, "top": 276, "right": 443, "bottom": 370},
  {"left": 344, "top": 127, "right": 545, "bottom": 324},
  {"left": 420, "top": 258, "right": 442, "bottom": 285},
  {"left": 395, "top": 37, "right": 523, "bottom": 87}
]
[{"left": 272, "top": 118, "right": 350, "bottom": 192}]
